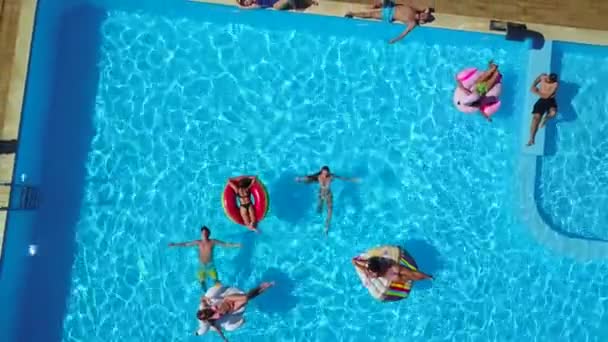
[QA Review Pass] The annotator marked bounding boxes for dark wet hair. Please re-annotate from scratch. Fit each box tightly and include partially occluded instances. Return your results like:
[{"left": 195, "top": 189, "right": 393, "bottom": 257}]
[
  {"left": 238, "top": 178, "right": 251, "bottom": 188},
  {"left": 201, "top": 226, "right": 210, "bottom": 237},
  {"left": 237, "top": 0, "right": 248, "bottom": 6},
  {"left": 416, "top": 7, "right": 435, "bottom": 25},
  {"left": 303, "top": 166, "right": 331, "bottom": 182},
  {"left": 367, "top": 257, "right": 382, "bottom": 274},
  {"left": 419, "top": 14, "right": 435, "bottom": 24},
  {"left": 197, "top": 308, "right": 215, "bottom": 321},
  {"left": 367, "top": 256, "right": 389, "bottom": 275},
  {"left": 548, "top": 73, "right": 558, "bottom": 82}
]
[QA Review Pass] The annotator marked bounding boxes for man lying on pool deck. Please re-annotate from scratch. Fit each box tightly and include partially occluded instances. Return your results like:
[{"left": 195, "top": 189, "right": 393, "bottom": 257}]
[
  {"left": 345, "top": 0, "right": 435, "bottom": 44},
  {"left": 527, "top": 73, "right": 559, "bottom": 146}
]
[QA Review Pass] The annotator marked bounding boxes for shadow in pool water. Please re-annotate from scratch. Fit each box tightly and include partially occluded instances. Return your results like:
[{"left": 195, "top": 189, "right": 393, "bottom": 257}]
[
  {"left": 253, "top": 267, "right": 299, "bottom": 314},
  {"left": 231, "top": 232, "right": 257, "bottom": 284},
  {"left": 494, "top": 70, "right": 518, "bottom": 120},
  {"left": 14, "top": 5, "right": 105, "bottom": 342},
  {"left": 326, "top": 163, "right": 367, "bottom": 218},
  {"left": 334, "top": 181, "right": 363, "bottom": 221},
  {"left": 543, "top": 81, "right": 580, "bottom": 156},
  {"left": 270, "top": 172, "right": 314, "bottom": 224},
  {"left": 400, "top": 239, "right": 442, "bottom": 291}
]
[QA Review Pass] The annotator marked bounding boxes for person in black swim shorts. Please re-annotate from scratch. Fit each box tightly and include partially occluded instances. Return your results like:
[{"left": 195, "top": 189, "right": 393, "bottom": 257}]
[{"left": 527, "top": 73, "right": 559, "bottom": 146}]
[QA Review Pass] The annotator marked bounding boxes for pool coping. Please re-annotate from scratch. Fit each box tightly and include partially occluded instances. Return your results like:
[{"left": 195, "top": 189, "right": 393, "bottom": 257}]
[
  {"left": 0, "top": 0, "right": 37, "bottom": 261},
  {"left": 191, "top": 0, "right": 608, "bottom": 46}
]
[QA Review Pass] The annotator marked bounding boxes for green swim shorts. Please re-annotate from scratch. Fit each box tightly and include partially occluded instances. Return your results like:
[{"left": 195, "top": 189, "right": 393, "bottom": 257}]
[
  {"left": 197, "top": 263, "right": 220, "bottom": 286},
  {"left": 475, "top": 82, "right": 488, "bottom": 95}
]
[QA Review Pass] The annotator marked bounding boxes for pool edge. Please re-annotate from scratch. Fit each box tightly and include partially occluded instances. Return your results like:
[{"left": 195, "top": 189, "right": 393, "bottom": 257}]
[
  {"left": 0, "top": 0, "right": 37, "bottom": 262},
  {"left": 190, "top": 0, "right": 608, "bottom": 46},
  {"left": 518, "top": 154, "right": 608, "bottom": 260}
]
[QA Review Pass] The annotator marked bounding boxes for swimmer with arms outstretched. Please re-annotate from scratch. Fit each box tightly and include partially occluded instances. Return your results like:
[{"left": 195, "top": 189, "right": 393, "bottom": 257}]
[
  {"left": 168, "top": 226, "right": 240, "bottom": 289},
  {"left": 295, "top": 166, "right": 360, "bottom": 235},
  {"left": 353, "top": 256, "right": 433, "bottom": 283},
  {"left": 345, "top": 0, "right": 434, "bottom": 44},
  {"left": 197, "top": 282, "right": 275, "bottom": 341}
]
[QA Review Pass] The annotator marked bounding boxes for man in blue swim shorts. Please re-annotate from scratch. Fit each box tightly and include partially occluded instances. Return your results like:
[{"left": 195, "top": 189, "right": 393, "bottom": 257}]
[
  {"left": 345, "top": 1, "right": 434, "bottom": 44},
  {"left": 169, "top": 226, "right": 241, "bottom": 290}
]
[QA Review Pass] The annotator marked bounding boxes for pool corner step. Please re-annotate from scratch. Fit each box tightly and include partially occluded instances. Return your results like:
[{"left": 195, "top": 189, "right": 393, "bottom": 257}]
[{"left": 521, "top": 39, "right": 553, "bottom": 156}]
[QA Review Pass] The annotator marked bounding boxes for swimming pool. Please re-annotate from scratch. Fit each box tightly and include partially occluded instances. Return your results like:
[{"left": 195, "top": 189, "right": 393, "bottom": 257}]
[
  {"left": 2, "top": 1, "right": 608, "bottom": 342},
  {"left": 537, "top": 42, "right": 608, "bottom": 241}
]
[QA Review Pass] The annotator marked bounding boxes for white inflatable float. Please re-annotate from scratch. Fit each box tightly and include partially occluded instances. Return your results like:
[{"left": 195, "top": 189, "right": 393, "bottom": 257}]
[{"left": 196, "top": 285, "right": 246, "bottom": 336}]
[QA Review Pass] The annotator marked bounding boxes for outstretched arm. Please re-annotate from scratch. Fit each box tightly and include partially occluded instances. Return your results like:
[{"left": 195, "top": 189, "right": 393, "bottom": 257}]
[
  {"left": 295, "top": 175, "right": 318, "bottom": 183},
  {"left": 213, "top": 239, "right": 241, "bottom": 248},
  {"left": 389, "top": 22, "right": 416, "bottom": 44},
  {"left": 168, "top": 240, "right": 198, "bottom": 247},
  {"left": 333, "top": 174, "right": 360, "bottom": 182}
]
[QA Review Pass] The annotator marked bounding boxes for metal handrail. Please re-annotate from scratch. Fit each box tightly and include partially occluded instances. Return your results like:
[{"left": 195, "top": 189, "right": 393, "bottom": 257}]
[{"left": 0, "top": 182, "right": 40, "bottom": 211}]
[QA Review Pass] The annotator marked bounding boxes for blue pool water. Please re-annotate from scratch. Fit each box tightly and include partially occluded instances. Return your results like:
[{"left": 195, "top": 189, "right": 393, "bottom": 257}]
[
  {"left": 537, "top": 43, "right": 608, "bottom": 241},
  {"left": 2, "top": 2, "right": 608, "bottom": 342},
  {"left": 54, "top": 8, "right": 608, "bottom": 342}
]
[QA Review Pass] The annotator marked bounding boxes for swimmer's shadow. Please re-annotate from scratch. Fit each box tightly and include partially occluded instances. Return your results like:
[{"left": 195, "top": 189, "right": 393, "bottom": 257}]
[
  {"left": 252, "top": 268, "right": 300, "bottom": 314},
  {"left": 270, "top": 172, "right": 315, "bottom": 224},
  {"left": 399, "top": 239, "right": 442, "bottom": 291},
  {"left": 333, "top": 183, "right": 363, "bottom": 219},
  {"left": 333, "top": 163, "right": 367, "bottom": 219},
  {"left": 231, "top": 232, "right": 257, "bottom": 284}
]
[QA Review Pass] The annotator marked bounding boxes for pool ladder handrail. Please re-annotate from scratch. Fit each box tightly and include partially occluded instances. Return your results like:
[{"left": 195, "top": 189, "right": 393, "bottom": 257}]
[{"left": 0, "top": 182, "right": 40, "bottom": 211}]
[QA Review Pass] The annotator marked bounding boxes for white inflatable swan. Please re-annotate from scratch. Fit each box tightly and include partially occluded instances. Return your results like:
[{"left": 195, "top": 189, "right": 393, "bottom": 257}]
[{"left": 196, "top": 285, "right": 246, "bottom": 335}]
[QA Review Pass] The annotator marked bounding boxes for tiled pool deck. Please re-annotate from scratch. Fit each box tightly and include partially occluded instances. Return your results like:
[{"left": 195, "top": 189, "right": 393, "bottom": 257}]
[{"left": 1, "top": 0, "right": 608, "bottom": 259}]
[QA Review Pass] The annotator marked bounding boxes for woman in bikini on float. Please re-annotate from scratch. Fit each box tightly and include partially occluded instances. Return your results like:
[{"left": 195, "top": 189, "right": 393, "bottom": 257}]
[
  {"left": 197, "top": 282, "right": 274, "bottom": 341},
  {"left": 353, "top": 256, "right": 433, "bottom": 283},
  {"left": 228, "top": 176, "right": 258, "bottom": 232},
  {"left": 295, "top": 166, "right": 359, "bottom": 235}
]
